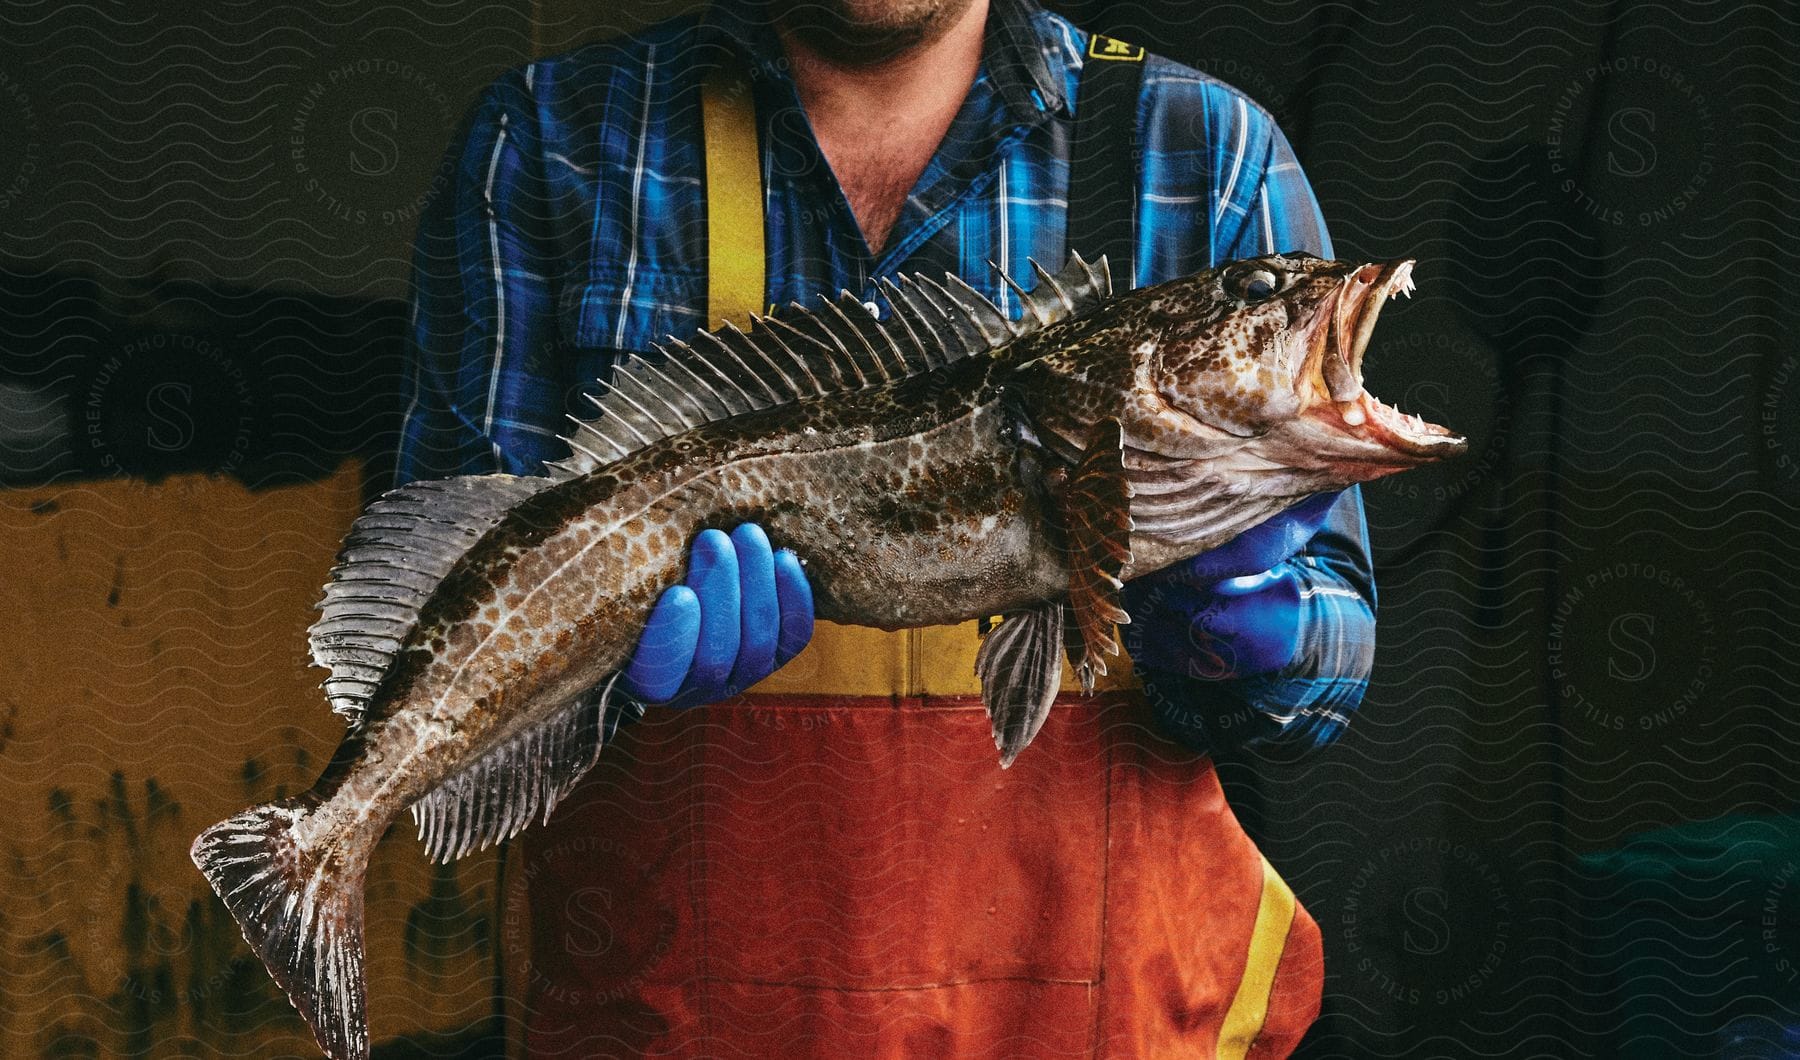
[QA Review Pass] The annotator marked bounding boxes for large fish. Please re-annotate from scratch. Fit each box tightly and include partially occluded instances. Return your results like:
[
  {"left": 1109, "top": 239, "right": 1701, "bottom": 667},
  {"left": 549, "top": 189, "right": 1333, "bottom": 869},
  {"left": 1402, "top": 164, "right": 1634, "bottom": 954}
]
[{"left": 192, "top": 251, "right": 1464, "bottom": 1058}]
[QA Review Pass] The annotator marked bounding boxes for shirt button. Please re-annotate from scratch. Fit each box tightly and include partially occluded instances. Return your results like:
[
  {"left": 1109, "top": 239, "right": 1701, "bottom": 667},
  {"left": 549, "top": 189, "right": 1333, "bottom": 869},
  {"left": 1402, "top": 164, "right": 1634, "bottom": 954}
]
[{"left": 862, "top": 300, "right": 881, "bottom": 317}]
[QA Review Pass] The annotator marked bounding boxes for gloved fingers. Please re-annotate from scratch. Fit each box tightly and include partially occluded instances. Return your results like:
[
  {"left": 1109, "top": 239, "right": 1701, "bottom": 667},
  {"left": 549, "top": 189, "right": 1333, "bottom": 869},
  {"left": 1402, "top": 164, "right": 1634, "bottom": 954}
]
[
  {"left": 728, "top": 523, "right": 780, "bottom": 693},
  {"left": 1212, "top": 565, "right": 1294, "bottom": 597},
  {"left": 622, "top": 585, "right": 701, "bottom": 703},
  {"left": 772, "top": 548, "right": 814, "bottom": 666},
  {"left": 679, "top": 527, "right": 741, "bottom": 703},
  {"left": 1204, "top": 570, "right": 1304, "bottom": 674},
  {"left": 1120, "top": 569, "right": 1303, "bottom": 679}
]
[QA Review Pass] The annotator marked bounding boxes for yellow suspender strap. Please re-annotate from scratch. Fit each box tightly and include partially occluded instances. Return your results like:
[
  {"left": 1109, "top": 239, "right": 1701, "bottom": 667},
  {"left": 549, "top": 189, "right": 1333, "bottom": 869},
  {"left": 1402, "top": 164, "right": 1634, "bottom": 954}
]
[{"left": 701, "top": 61, "right": 766, "bottom": 328}]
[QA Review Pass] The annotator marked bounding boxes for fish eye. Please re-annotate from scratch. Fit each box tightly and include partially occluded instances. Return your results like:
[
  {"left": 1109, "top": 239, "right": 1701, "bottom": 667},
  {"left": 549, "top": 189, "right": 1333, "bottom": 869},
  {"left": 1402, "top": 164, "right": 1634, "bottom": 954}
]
[{"left": 1236, "top": 269, "right": 1279, "bottom": 301}]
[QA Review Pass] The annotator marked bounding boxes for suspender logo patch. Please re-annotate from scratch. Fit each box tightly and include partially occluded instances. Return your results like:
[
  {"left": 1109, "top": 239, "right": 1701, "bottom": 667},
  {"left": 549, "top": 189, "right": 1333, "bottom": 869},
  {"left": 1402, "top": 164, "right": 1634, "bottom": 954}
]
[{"left": 1087, "top": 35, "right": 1145, "bottom": 62}]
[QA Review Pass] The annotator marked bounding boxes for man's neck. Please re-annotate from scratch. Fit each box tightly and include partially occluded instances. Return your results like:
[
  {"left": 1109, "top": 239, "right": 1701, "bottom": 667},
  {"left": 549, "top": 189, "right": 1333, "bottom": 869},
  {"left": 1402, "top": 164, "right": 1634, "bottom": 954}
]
[{"left": 777, "top": 0, "right": 989, "bottom": 256}]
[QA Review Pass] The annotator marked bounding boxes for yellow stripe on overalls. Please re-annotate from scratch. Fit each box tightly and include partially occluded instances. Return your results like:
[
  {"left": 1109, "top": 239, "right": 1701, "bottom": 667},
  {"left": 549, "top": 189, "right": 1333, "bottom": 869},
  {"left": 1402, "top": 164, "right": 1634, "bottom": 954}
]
[
  {"left": 701, "top": 58, "right": 1134, "bottom": 698},
  {"left": 1217, "top": 857, "right": 1300, "bottom": 1058}
]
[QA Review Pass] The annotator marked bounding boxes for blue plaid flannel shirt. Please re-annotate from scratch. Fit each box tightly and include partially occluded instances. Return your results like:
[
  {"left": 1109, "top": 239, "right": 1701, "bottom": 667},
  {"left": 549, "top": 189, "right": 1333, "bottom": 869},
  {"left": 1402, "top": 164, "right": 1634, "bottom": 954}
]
[{"left": 396, "top": 0, "right": 1377, "bottom": 753}]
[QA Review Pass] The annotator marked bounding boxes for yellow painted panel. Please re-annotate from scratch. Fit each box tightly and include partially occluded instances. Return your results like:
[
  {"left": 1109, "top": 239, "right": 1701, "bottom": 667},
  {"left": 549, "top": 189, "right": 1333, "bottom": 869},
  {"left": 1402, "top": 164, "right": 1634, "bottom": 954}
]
[
  {"left": 748, "top": 616, "right": 1140, "bottom": 697},
  {"left": 702, "top": 59, "right": 765, "bottom": 332},
  {"left": 0, "top": 469, "right": 498, "bottom": 1058},
  {"left": 747, "top": 620, "right": 907, "bottom": 696}
]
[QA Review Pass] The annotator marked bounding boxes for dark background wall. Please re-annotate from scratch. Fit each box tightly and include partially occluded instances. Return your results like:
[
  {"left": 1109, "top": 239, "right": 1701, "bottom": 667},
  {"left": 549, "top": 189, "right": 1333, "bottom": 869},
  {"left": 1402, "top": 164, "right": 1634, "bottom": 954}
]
[
  {"left": 0, "top": 1, "right": 1794, "bottom": 1057},
  {"left": 1069, "top": 3, "right": 1800, "bottom": 1056}
]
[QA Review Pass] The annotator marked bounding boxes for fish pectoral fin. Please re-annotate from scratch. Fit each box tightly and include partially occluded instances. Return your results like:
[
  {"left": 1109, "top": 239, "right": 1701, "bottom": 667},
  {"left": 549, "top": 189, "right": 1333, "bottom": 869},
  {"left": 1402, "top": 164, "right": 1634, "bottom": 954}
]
[
  {"left": 410, "top": 673, "right": 639, "bottom": 863},
  {"left": 975, "top": 602, "right": 1067, "bottom": 768},
  {"left": 1052, "top": 417, "right": 1135, "bottom": 688}
]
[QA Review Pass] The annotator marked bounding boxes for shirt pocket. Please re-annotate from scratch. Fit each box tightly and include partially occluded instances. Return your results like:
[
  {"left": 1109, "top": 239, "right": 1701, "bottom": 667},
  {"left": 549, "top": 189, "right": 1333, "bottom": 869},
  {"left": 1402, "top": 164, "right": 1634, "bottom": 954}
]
[
  {"left": 555, "top": 267, "right": 708, "bottom": 425},
  {"left": 558, "top": 266, "right": 707, "bottom": 354}
]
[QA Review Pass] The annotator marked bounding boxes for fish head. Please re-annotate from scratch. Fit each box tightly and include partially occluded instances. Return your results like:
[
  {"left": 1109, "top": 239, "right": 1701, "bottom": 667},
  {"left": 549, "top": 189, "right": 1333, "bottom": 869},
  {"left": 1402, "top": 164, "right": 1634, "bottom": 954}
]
[{"left": 1138, "top": 252, "right": 1468, "bottom": 478}]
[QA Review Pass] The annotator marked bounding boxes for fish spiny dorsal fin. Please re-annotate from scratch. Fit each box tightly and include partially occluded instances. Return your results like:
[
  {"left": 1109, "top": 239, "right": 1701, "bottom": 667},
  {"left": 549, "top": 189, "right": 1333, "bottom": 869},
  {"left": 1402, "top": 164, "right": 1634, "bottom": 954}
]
[
  {"left": 790, "top": 294, "right": 890, "bottom": 385},
  {"left": 758, "top": 314, "right": 845, "bottom": 395},
  {"left": 309, "top": 474, "right": 550, "bottom": 724},
  {"left": 995, "top": 266, "right": 1047, "bottom": 327},
  {"left": 548, "top": 250, "right": 1115, "bottom": 479},
  {"left": 914, "top": 274, "right": 992, "bottom": 353},
  {"left": 773, "top": 309, "right": 868, "bottom": 388},
  {"left": 687, "top": 329, "right": 775, "bottom": 411},
  {"left": 882, "top": 274, "right": 962, "bottom": 369},
  {"left": 945, "top": 273, "right": 1018, "bottom": 345},
  {"left": 1031, "top": 259, "right": 1075, "bottom": 313},
  {"left": 719, "top": 318, "right": 805, "bottom": 400},
  {"left": 833, "top": 291, "right": 915, "bottom": 380},
  {"left": 875, "top": 277, "right": 941, "bottom": 369},
  {"left": 652, "top": 342, "right": 740, "bottom": 421}
]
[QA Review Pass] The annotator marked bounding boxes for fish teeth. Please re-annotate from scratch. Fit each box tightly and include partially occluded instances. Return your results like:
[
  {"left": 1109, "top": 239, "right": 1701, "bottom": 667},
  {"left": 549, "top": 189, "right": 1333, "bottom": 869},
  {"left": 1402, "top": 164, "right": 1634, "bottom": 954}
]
[{"left": 1390, "top": 260, "right": 1417, "bottom": 300}]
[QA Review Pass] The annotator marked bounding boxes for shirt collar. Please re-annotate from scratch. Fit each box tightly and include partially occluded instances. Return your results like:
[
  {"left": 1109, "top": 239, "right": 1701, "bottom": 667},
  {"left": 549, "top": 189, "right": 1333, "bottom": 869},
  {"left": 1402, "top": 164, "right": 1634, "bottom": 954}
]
[{"left": 696, "top": 0, "right": 1067, "bottom": 122}]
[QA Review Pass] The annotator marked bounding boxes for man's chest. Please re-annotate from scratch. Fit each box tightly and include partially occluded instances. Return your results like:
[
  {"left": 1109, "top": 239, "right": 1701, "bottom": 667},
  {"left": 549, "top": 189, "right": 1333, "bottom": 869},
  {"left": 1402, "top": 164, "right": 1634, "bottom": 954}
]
[
  {"left": 807, "top": 94, "right": 971, "bottom": 257},
  {"left": 555, "top": 125, "right": 1064, "bottom": 356},
  {"left": 542, "top": 79, "right": 1215, "bottom": 368},
  {"left": 825, "top": 140, "right": 933, "bottom": 258}
]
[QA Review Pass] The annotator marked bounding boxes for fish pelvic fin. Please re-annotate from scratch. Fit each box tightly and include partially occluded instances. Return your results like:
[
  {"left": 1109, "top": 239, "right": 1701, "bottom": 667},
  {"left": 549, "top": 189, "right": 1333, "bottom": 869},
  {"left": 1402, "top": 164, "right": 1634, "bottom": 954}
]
[
  {"left": 975, "top": 602, "right": 1067, "bottom": 768},
  {"left": 190, "top": 800, "right": 369, "bottom": 1060}
]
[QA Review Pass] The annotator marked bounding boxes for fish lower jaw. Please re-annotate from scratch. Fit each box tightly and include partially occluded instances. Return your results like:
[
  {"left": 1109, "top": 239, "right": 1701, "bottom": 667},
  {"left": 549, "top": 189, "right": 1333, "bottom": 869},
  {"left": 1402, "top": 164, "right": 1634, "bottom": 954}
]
[{"left": 1306, "top": 391, "right": 1467, "bottom": 464}]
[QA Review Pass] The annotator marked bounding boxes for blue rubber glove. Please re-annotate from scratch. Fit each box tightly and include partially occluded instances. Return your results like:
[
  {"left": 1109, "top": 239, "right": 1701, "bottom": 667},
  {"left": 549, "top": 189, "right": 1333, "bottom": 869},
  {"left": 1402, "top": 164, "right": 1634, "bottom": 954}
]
[
  {"left": 622, "top": 524, "right": 814, "bottom": 709},
  {"left": 1121, "top": 492, "right": 1339, "bottom": 680}
]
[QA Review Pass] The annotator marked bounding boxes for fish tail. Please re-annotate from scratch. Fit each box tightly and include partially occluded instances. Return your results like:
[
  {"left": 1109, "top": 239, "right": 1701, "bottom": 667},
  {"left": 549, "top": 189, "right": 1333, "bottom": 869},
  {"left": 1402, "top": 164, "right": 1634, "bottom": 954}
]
[{"left": 190, "top": 798, "right": 369, "bottom": 1060}]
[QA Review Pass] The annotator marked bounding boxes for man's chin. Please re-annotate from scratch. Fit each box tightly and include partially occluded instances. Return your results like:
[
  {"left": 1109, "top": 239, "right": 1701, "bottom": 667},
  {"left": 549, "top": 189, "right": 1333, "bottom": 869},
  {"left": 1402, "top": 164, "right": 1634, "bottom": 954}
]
[{"left": 771, "top": 0, "right": 979, "bottom": 66}]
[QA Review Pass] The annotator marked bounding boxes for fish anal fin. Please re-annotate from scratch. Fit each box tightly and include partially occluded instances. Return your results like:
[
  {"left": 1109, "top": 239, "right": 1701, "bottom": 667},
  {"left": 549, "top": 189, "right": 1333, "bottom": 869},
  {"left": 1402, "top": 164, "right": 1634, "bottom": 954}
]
[
  {"left": 974, "top": 602, "right": 1066, "bottom": 767},
  {"left": 409, "top": 674, "right": 640, "bottom": 862},
  {"left": 1051, "top": 417, "right": 1135, "bottom": 685}
]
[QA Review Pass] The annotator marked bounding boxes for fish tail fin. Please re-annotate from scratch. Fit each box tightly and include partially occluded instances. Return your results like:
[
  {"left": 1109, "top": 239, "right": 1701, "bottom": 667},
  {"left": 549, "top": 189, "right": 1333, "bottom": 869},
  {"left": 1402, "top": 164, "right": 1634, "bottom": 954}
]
[{"left": 190, "top": 799, "right": 369, "bottom": 1060}]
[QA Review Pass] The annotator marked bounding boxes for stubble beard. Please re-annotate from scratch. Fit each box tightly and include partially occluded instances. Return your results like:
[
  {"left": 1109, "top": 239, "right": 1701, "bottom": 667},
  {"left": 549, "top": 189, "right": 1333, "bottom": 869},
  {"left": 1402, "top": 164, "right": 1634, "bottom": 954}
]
[{"left": 769, "top": 0, "right": 980, "bottom": 66}]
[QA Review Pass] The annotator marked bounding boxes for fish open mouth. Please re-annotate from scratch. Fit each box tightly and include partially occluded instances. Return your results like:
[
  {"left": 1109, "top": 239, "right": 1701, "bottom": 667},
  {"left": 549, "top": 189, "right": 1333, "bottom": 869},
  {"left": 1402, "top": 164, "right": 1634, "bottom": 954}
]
[{"left": 1304, "top": 260, "right": 1468, "bottom": 461}]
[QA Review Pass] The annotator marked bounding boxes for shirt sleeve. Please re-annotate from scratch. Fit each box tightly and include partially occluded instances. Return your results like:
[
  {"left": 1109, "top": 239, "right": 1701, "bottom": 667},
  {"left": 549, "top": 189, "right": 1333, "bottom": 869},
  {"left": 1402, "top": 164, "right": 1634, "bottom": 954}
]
[
  {"left": 396, "top": 66, "right": 567, "bottom": 487},
  {"left": 1216, "top": 114, "right": 1333, "bottom": 261},
  {"left": 1143, "top": 101, "right": 1379, "bottom": 755}
]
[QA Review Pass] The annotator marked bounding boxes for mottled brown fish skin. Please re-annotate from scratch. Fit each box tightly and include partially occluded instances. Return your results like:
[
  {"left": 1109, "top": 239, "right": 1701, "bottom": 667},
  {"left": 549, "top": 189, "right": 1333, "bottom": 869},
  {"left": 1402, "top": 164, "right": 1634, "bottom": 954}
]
[{"left": 296, "top": 354, "right": 1068, "bottom": 856}]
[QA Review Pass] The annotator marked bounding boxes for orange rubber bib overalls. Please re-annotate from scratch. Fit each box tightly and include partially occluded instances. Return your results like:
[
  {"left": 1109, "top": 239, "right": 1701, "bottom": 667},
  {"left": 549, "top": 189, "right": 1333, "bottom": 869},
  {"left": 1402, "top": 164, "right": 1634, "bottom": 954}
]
[{"left": 510, "top": 46, "right": 1323, "bottom": 1059}]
